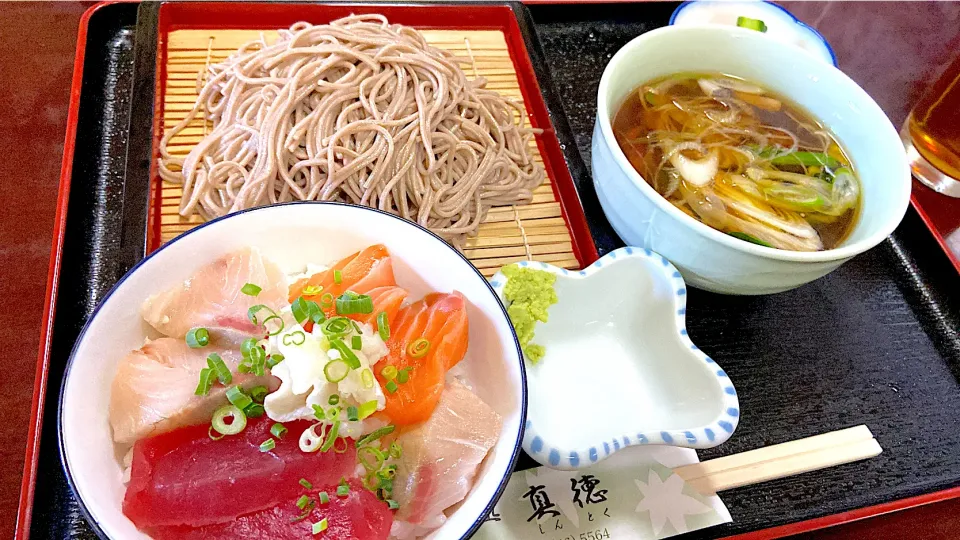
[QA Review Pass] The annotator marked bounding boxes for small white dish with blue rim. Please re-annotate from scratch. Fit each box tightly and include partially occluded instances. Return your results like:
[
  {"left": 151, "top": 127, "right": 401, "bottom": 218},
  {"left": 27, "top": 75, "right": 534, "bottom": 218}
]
[
  {"left": 489, "top": 247, "right": 739, "bottom": 470},
  {"left": 671, "top": 0, "right": 837, "bottom": 66}
]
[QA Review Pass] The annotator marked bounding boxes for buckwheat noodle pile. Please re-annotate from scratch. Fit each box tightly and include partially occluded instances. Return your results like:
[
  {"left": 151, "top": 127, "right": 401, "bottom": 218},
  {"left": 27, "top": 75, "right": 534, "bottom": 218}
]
[{"left": 159, "top": 15, "right": 545, "bottom": 247}]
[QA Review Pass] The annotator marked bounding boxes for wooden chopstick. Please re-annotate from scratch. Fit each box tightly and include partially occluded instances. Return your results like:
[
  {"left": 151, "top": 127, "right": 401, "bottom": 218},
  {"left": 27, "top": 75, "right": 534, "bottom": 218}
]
[{"left": 675, "top": 425, "right": 882, "bottom": 495}]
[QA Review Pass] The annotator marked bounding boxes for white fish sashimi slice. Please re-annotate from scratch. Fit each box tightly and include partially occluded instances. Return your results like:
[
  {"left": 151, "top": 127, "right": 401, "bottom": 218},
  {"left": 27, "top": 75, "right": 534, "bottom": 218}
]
[
  {"left": 109, "top": 331, "right": 277, "bottom": 444},
  {"left": 140, "top": 248, "right": 288, "bottom": 338},
  {"left": 392, "top": 379, "right": 502, "bottom": 531}
]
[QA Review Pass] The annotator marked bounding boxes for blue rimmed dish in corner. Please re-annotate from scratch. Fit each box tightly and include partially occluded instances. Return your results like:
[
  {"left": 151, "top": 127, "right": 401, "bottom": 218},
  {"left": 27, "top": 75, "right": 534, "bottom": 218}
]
[
  {"left": 671, "top": 0, "right": 837, "bottom": 67},
  {"left": 490, "top": 247, "right": 739, "bottom": 470}
]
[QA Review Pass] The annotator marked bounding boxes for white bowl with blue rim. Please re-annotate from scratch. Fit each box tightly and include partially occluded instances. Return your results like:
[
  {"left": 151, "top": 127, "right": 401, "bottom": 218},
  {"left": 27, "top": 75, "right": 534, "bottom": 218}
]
[
  {"left": 490, "top": 247, "right": 739, "bottom": 470},
  {"left": 671, "top": 0, "right": 837, "bottom": 66},
  {"left": 58, "top": 202, "right": 526, "bottom": 540}
]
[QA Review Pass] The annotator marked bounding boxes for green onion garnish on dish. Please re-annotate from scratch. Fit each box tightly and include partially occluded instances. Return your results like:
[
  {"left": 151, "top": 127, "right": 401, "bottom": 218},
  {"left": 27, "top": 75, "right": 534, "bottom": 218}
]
[
  {"left": 320, "top": 420, "right": 340, "bottom": 452},
  {"left": 407, "top": 338, "right": 430, "bottom": 358},
  {"left": 387, "top": 499, "right": 400, "bottom": 510},
  {"left": 250, "top": 385, "right": 268, "bottom": 403},
  {"left": 282, "top": 330, "right": 307, "bottom": 347},
  {"left": 356, "top": 425, "right": 395, "bottom": 447},
  {"left": 259, "top": 438, "right": 276, "bottom": 452},
  {"left": 185, "top": 327, "right": 209, "bottom": 348},
  {"left": 300, "top": 478, "right": 313, "bottom": 489},
  {"left": 326, "top": 407, "right": 341, "bottom": 421},
  {"left": 211, "top": 404, "right": 247, "bottom": 436},
  {"left": 329, "top": 337, "right": 361, "bottom": 369},
  {"left": 381, "top": 365, "right": 398, "bottom": 380},
  {"left": 335, "top": 292, "right": 374, "bottom": 315},
  {"left": 358, "top": 400, "right": 378, "bottom": 420},
  {"left": 324, "top": 359, "right": 350, "bottom": 383},
  {"left": 245, "top": 403, "right": 265, "bottom": 418},
  {"left": 736, "top": 15, "right": 767, "bottom": 32},
  {"left": 241, "top": 283, "right": 262, "bottom": 296},
  {"left": 361, "top": 368, "right": 374, "bottom": 389},
  {"left": 313, "top": 519, "right": 328, "bottom": 534},
  {"left": 208, "top": 426, "right": 225, "bottom": 441},
  {"left": 296, "top": 494, "right": 311, "bottom": 509},
  {"left": 226, "top": 386, "right": 253, "bottom": 410},
  {"left": 267, "top": 353, "right": 284, "bottom": 368},
  {"left": 397, "top": 367, "right": 412, "bottom": 384},
  {"left": 346, "top": 406, "right": 359, "bottom": 422},
  {"left": 320, "top": 292, "right": 335, "bottom": 308},
  {"left": 302, "top": 284, "right": 323, "bottom": 296},
  {"left": 377, "top": 311, "right": 390, "bottom": 340},
  {"left": 389, "top": 442, "right": 403, "bottom": 459},
  {"left": 385, "top": 380, "right": 398, "bottom": 394},
  {"left": 318, "top": 491, "right": 329, "bottom": 505},
  {"left": 337, "top": 482, "right": 350, "bottom": 497},
  {"left": 194, "top": 367, "right": 215, "bottom": 396},
  {"left": 271, "top": 423, "right": 288, "bottom": 438},
  {"left": 359, "top": 447, "right": 385, "bottom": 471},
  {"left": 352, "top": 335, "right": 362, "bottom": 350},
  {"left": 333, "top": 270, "right": 343, "bottom": 284},
  {"left": 206, "top": 353, "right": 232, "bottom": 385},
  {"left": 321, "top": 316, "right": 351, "bottom": 338},
  {"left": 328, "top": 394, "right": 340, "bottom": 406},
  {"left": 729, "top": 231, "right": 774, "bottom": 248}
]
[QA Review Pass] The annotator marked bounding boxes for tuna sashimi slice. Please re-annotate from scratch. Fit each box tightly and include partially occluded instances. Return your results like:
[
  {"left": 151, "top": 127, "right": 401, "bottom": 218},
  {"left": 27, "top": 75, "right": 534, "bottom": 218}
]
[
  {"left": 391, "top": 379, "right": 502, "bottom": 530},
  {"left": 109, "top": 332, "right": 276, "bottom": 444},
  {"left": 148, "top": 479, "right": 393, "bottom": 540},
  {"left": 123, "top": 416, "right": 357, "bottom": 529},
  {"left": 141, "top": 247, "right": 288, "bottom": 338}
]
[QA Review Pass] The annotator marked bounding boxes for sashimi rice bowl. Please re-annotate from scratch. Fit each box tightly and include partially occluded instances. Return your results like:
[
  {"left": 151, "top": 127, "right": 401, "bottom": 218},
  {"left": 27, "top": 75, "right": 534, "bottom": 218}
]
[{"left": 59, "top": 203, "right": 525, "bottom": 540}]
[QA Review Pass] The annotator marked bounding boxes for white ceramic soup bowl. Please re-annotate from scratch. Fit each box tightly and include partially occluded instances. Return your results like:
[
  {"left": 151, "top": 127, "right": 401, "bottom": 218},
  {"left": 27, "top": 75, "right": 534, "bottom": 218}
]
[
  {"left": 592, "top": 25, "right": 911, "bottom": 295},
  {"left": 58, "top": 202, "right": 526, "bottom": 540}
]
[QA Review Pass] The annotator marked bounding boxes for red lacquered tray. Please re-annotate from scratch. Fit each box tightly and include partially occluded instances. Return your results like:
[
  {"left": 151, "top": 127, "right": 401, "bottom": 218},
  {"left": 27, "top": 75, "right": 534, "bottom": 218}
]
[
  {"left": 146, "top": 1, "right": 599, "bottom": 273},
  {"left": 911, "top": 181, "right": 960, "bottom": 274}
]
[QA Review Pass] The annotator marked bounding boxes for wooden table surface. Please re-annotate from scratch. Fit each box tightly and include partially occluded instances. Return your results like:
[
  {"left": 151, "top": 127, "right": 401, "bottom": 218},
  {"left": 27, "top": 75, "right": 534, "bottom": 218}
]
[{"left": 1, "top": 1, "right": 958, "bottom": 538}]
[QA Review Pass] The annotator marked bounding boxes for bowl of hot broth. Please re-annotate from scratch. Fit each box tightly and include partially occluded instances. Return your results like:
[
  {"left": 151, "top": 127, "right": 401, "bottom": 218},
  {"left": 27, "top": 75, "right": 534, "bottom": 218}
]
[{"left": 591, "top": 25, "right": 910, "bottom": 295}]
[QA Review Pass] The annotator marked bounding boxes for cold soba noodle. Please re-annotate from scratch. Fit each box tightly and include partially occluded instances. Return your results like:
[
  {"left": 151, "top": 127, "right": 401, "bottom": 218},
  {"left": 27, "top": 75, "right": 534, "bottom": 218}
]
[
  {"left": 613, "top": 74, "right": 861, "bottom": 251},
  {"left": 159, "top": 16, "right": 544, "bottom": 248}
]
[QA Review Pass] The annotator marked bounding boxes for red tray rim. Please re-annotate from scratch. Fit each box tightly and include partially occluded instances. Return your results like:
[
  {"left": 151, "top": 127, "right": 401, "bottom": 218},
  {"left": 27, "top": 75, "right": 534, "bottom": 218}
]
[
  {"left": 910, "top": 188, "right": 960, "bottom": 275},
  {"left": 16, "top": 1, "right": 960, "bottom": 538}
]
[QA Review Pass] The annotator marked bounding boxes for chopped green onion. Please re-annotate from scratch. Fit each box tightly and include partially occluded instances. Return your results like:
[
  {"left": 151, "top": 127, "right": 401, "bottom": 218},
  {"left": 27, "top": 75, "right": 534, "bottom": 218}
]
[
  {"left": 329, "top": 338, "right": 361, "bottom": 369},
  {"left": 770, "top": 150, "right": 841, "bottom": 169},
  {"left": 321, "top": 317, "right": 352, "bottom": 338},
  {"left": 327, "top": 407, "right": 341, "bottom": 421},
  {"left": 312, "top": 404, "right": 326, "bottom": 421},
  {"left": 377, "top": 311, "right": 390, "bottom": 341},
  {"left": 185, "top": 327, "right": 210, "bottom": 348},
  {"left": 358, "top": 446, "right": 385, "bottom": 471},
  {"left": 320, "top": 420, "right": 340, "bottom": 452},
  {"left": 247, "top": 304, "right": 267, "bottom": 324},
  {"left": 334, "top": 437, "right": 348, "bottom": 453},
  {"left": 300, "top": 478, "right": 313, "bottom": 489},
  {"left": 211, "top": 404, "right": 246, "bottom": 436},
  {"left": 346, "top": 406, "right": 359, "bottom": 422},
  {"left": 226, "top": 386, "right": 253, "bottom": 410},
  {"left": 356, "top": 425, "right": 395, "bottom": 447},
  {"left": 208, "top": 426, "right": 225, "bottom": 440},
  {"left": 271, "top": 423, "right": 288, "bottom": 438},
  {"left": 352, "top": 335, "right": 362, "bottom": 350},
  {"left": 320, "top": 292, "right": 335, "bottom": 308},
  {"left": 302, "top": 284, "right": 323, "bottom": 296},
  {"left": 333, "top": 270, "right": 343, "bottom": 284},
  {"left": 318, "top": 491, "right": 330, "bottom": 504},
  {"left": 282, "top": 330, "right": 307, "bottom": 347},
  {"left": 292, "top": 297, "right": 311, "bottom": 325},
  {"left": 397, "top": 367, "right": 411, "bottom": 384},
  {"left": 206, "top": 353, "right": 232, "bottom": 385},
  {"left": 336, "top": 293, "right": 374, "bottom": 315},
  {"left": 363, "top": 471, "right": 381, "bottom": 490},
  {"left": 361, "top": 368, "right": 374, "bottom": 389},
  {"left": 245, "top": 403, "right": 266, "bottom": 418},
  {"left": 358, "top": 400, "right": 378, "bottom": 420},
  {"left": 643, "top": 91, "right": 658, "bottom": 106},
  {"left": 385, "top": 380, "right": 398, "bottom": 394},
  {"left": 250, "top": 385, "right": 269, "bottom": 403},
  {"left": 729, "top": 231, "right": 774, "bottom": 248},
  {"left": 267, "top": 353, "right": 284, "bottom": 368},
  {"left": 262, "top": 314, "right": 285, "bottom": 337},
  {"left": 260, "top": 438, "right": 276, "bottom": 452},
  {"left": 337, "top": 483, "right": 350, "bottom": 497},
  {"left": 241, "top": 283, "right": 262, "bottom": 296},
  {"left": 194, "top": 367, "right": 215, "bottom": 396},
  {"left": 312, "top": 519, "right": 328, "bottom": 534},
  {"left": 382, "top": 464, "right": 397, "bottom": 479},
  {"left": 387, "top": 499, "right": 399, "bottom": 510},
  {"left": 324, "top": 359, "right": 350, "bottom": 383},
  {"left": 389, "top": 441, "right": 403, "bottom": 459},
  {"left": 381, "top": 366, "right": 398, "bottom": 380},
  {"left": 407, "top": 338, "right": 430, "bottom": 358},
  {"left": 328, "top": 395, "right": 340, "bottom": 406},
  {"left": 241, "top": 338, "right": 259, "bottom": 357},
  {"left": 296, "top": 494, "right": 311, "bottom": 509},
  {"left": 736, "top": 15, "right": 767, "bottom": 32}
]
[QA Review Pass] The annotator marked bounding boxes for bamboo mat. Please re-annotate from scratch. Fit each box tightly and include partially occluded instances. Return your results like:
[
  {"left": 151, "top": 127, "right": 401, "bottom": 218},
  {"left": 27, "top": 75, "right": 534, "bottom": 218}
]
[{"left": 157, "top": 29, "right": 580, "bottom": 277}]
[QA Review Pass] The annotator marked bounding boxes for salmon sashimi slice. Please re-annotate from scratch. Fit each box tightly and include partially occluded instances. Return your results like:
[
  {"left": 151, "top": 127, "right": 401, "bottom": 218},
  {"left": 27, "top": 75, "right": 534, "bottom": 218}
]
[
  {"left": 141, "top": 248, "right": 288, "bottom": 339},
  {"left": 123, "top": 416, "right": 358, "bottom": 530},
  {"left": 346, "top": 285, "right": 409, "bottom": 327},
  {"left": 109, "top": 332, "right": 276, "bottom": 444},
  {"left": 376, "top": 292, "right": 469, "bottom": 426},
  {"left": 148, "top": 479, "right": 393, "bottom": 540},
  {"left": 391, "top": 379, "right": 502, "bottom": 531},
  {"left": 288, "top": 244, "right": 396, "bottom": 303}
]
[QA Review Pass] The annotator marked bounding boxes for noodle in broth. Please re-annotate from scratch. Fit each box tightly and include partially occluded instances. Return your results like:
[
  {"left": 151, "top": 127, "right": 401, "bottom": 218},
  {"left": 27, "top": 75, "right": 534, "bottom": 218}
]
[{"left": 613, "top": 73, "right": 860, "bottom": 251}]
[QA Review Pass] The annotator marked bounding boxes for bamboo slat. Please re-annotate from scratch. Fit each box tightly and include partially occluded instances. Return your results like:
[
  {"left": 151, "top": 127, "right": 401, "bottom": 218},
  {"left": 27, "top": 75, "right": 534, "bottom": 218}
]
[{"left": 156, "top": 28, "right": 580, "bottom": 274}]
